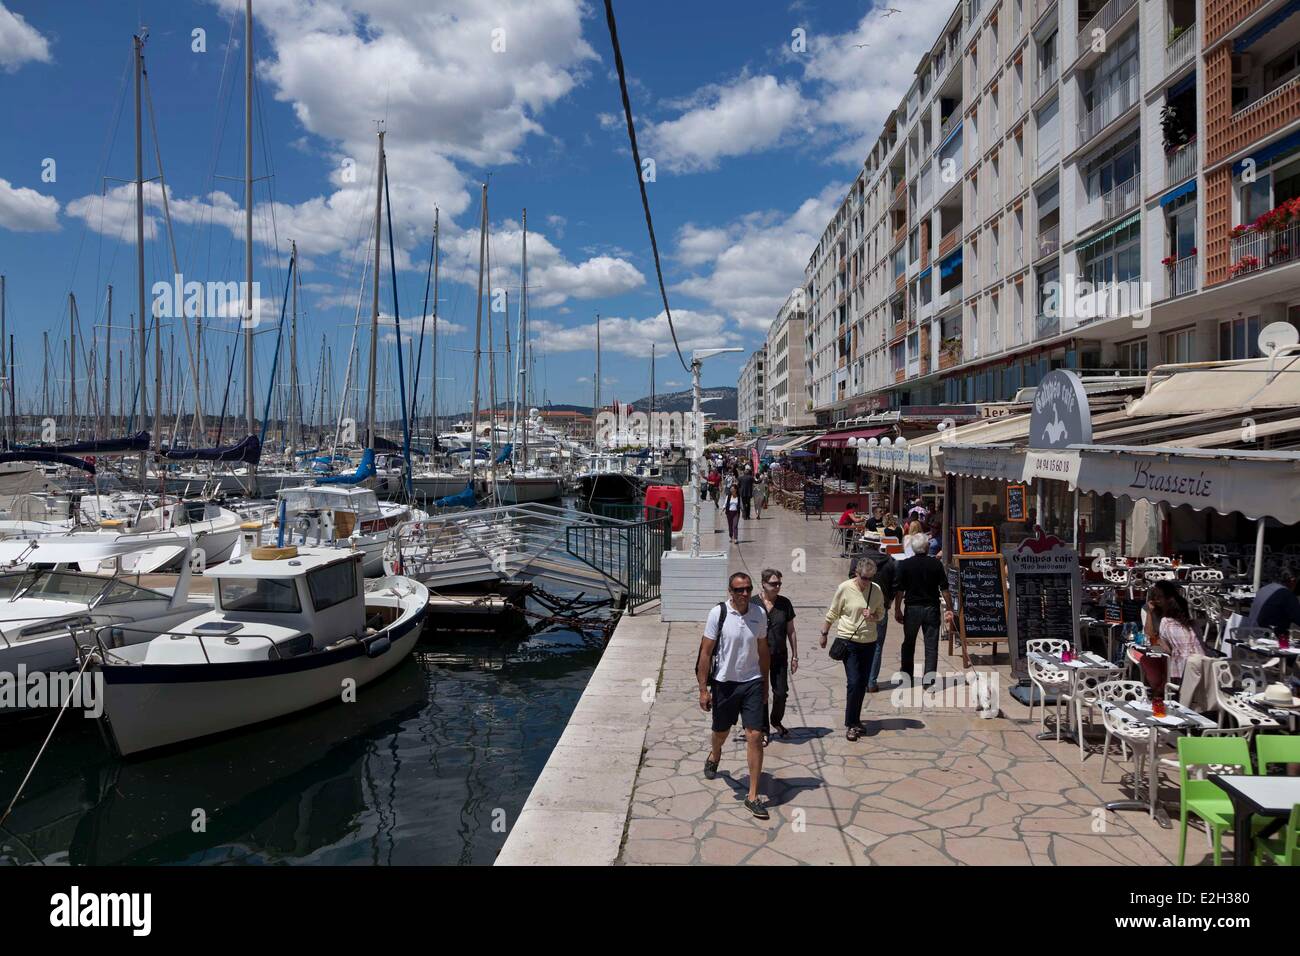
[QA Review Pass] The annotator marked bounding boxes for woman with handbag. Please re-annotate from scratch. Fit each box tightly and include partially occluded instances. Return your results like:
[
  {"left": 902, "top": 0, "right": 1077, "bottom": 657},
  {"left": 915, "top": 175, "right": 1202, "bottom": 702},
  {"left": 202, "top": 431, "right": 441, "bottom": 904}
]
[{"left": 819, "top": 558, "right": 886, "bottom": 740}]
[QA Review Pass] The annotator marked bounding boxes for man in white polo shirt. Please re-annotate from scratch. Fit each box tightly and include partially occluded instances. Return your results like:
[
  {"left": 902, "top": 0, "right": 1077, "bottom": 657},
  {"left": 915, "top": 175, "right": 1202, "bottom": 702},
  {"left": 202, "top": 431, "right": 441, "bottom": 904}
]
[{"left": 697, "top": 571, "right": 771, "bottom": 819}]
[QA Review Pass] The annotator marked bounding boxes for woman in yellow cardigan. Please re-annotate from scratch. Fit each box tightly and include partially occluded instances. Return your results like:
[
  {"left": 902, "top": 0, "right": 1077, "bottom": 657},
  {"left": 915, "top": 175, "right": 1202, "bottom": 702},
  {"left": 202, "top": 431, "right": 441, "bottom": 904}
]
[{"left": 819, "top": 558, "right": 886, "bottom": 740}]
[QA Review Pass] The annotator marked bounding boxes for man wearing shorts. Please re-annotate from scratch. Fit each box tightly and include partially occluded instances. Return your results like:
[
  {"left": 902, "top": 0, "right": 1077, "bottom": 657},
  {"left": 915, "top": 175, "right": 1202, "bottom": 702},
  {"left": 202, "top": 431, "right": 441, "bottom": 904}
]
[{"left": 698, "top": 571, "right": 771, "bottom": 819}]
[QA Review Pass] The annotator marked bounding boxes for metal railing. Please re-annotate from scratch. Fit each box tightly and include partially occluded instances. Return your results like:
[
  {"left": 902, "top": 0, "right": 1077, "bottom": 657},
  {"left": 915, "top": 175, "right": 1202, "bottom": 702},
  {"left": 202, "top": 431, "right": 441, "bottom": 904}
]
[
  {"left": 567, "top": 504, "right": 670, "bottom": 612},
  {"left": 1035, "top": 312, "right": 1060, "bottom": 339},
  {"left": 1036, "top": 224, "right": 1060, "bottom": 259},
  {"left": 1229, "top": 221, "right": 1300, "bottom": 277},
  {"left": 1164, "top": 254, "right": 1197, "bottom": 298},
  {"left": 1165, "top": 26, "right": 1195, "bottom": 74},
  {"left": 1081, "top": 174, "right": 1139, "bottom": 230},
  {"left": 1077, "top": 0, "right": 1135, "bottom": 60},
  {"left": 1080, "top": 73, "right": 1138, "bottom": 140},
  {"left": 1035, "top": 60, "right": 1059, "bottom": 101},
  {"left": 1165, "top": 138, "right": 1196, "bottom": 187}
]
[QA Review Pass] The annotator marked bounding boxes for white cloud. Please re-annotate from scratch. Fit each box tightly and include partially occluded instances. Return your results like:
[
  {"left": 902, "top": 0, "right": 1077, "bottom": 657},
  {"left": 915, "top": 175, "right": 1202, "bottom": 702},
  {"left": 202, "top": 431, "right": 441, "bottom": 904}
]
[
  {"left": 532, "top": 309, "right": 740, "bottom": 358},
  {"left": 0, "top": 4, "right": 51, "bottom": 72},
  {"left": 645, "top": 74, "right": 809, "bottom": 172},
  {"left": 673, "top": 181, "right": 845, "bottom": 332},
  {"left": 0, "top": 177, "right": 59, "bottom": 232}
]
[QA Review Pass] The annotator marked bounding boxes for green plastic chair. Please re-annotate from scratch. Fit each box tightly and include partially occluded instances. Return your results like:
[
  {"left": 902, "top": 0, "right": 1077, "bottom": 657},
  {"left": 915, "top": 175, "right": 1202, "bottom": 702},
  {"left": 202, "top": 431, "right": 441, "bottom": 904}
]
[
  {"left": 1253, "top": 804, "right": 1300, "bottom": 866},
  {"left": 1177, "top": 736, "right": 1253, "bottom": 866},
  {"left": 1256, "top": 735, "right": 1300, "bottom": 775}
]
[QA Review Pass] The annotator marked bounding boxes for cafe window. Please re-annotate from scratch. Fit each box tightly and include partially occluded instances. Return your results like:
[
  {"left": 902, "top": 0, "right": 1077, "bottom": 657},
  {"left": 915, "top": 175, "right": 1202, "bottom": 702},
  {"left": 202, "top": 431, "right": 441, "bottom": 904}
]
[
  {"left": 1162, "top": 326, "right": 1196, "bottom": 365},
  {"left": 1218, "top": 315, "right": 1262, "bottom": 361}
]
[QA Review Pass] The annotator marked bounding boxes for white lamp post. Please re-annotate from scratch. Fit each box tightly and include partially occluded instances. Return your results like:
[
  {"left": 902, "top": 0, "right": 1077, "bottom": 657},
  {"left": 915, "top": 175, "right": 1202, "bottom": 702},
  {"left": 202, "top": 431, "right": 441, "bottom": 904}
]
[{"left": 690, "top": 347, "right": 744, "bottom": 557}]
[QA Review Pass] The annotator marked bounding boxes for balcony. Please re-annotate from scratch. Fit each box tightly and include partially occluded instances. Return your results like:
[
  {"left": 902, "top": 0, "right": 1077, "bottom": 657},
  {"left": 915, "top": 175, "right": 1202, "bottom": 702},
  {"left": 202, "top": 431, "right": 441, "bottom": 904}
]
[
  {"left": 1034, "top": 61, "right": 1059, "bottom": 102},
  {"left": 1165, "top": 138, "right": 1196, "bottom": 188},
  {"left": 939, "top": 112, "right": 959, "bottom": 143},
  {"left": 1035, "top": 312, "right": 1060, "bottom": 339},
  {"left": 1035, "top": 224, "right": 1060, "bottom": 259},
  {"left": 1165, "top": 25, "right": 1195, "bottom": 76},
  {"left": 938, "top": 339, "right": 961, "bottom": 370},
  {"left": 1228, "top": 220, "right": 1300, "bottom": 280},
  {"left": 1037, "top": 137, "right": 1060, "bottom": 176},
  {"left": 1080, "top": 174, "right": 1139, "bottom": 232},
  {"left": 1079, "top": 74, "right": 1138, "bottom": 141},
  {"left": 1076, "top": 0, "right": 1136, "bottom": 64},
  {"left": 1163, "top": 253, "right": 1197, "bottom": 299}
]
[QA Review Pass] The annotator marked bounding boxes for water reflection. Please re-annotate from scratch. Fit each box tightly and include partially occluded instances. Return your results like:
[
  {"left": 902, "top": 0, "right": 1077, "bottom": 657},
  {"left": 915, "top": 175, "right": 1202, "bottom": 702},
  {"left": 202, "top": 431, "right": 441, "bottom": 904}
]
[{"left": 0, "top": 620, "right": 600, "bottom": 866}]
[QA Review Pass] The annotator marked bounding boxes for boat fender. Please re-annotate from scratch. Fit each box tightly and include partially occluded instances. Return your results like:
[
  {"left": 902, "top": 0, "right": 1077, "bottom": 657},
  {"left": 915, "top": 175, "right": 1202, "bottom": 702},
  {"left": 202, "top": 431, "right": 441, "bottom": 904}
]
[{"left": 366, "top": 635, "right": 391, "bottom": 658}]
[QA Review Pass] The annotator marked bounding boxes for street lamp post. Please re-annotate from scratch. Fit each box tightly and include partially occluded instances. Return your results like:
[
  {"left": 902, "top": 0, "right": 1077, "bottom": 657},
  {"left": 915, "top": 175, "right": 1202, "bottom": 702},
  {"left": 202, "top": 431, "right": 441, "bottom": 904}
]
[{"left": 690, "top": 347, "right": 743, "bottom": 557}]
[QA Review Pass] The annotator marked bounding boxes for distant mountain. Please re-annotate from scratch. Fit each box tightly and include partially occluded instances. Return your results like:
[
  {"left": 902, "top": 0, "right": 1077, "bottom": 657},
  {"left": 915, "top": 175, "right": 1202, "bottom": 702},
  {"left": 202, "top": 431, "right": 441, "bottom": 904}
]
[{"left": 628, "top": 386, "right": 737, "bottom": 419}]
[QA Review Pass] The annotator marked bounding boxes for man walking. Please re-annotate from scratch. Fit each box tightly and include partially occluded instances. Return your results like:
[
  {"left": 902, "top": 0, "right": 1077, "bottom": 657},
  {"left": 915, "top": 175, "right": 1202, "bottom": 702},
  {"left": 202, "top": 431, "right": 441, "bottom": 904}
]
[
  {"left": 892, "top": 533, "right": 953, "bottom": 691},
  {"left": 698, "top": 571, "right": 771, "bottom": 819},
  {"left": 739, "top": 466, "right": 755, "bottom": 520}
]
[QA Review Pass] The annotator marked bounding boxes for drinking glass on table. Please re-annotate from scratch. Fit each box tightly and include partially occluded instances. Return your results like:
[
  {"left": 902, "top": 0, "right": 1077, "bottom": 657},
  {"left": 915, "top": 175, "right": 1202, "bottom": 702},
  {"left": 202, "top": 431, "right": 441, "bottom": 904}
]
[{"left": 1152, "top": 696, "right": 1167, "bottom": 719}]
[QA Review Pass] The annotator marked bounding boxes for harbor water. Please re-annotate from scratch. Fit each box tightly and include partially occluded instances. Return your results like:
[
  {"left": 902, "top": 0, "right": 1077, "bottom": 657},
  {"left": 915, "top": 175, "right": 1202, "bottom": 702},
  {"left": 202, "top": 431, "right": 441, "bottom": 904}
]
[{"left": 0, "top": 617, "right": 602, "bottom": 866}]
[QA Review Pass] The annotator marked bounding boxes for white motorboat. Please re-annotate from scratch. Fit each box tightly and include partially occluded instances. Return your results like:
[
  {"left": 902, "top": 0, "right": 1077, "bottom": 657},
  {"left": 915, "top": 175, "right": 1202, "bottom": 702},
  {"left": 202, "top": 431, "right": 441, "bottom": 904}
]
[
  {"left": 92, "top": 546, "right": 428, "bottom": 756},
  {"left": 0, "top": 537, "right": 204, "bottom": 679}
]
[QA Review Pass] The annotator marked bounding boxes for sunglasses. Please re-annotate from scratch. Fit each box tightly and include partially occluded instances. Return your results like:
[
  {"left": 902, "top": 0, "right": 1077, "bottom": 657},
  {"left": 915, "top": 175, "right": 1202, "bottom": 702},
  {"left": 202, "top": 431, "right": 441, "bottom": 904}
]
[
  {"left": 730, "top": 585, "right": 752, "bottom": 594},
  {"left": 764, "top": 580, "right": 781, "bottom": 587}
]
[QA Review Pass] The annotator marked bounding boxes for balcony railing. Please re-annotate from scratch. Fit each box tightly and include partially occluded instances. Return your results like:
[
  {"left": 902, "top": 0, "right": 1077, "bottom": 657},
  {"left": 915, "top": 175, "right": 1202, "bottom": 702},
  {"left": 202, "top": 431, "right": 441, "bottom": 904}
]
[
  {"left": 1035, "top": 312, "right": 1060, "bottom": 339},
  {"left": 1165, "top": 138, "right": 1196, "bottom": 187},
  {"left": 1077, "top": 0, "right": 1136, "bottom": 62},
  {"left": 1165, "top": 26, "right": 1195, "bottom": 75},
  {"left": 1164, "top": 253, "right": 1197, "bottom": 299},
  {"left": 939, "top": 112, "right": 959, "bottom": 143},
  {"left": 938, "top": 225, "right": 962, "bottom": 259},
  {"left": 1036, "top": 224, "right": 1060, "bottom": 259},
  {"left": 1229, "top": 221, "right": 1300, "bottom": 278},
  {"left": 1037, "top": 137, "right": 1060, "bottom": 175},
  {"left": 1080, "top": 74, "right": 1139, "bottom": 141},
  {"left": 1034, "top": 60, "right": 1059, "bottom": 101},
  {"left": 1082, "top": 174, "right": 1139, "bottom": 230}
]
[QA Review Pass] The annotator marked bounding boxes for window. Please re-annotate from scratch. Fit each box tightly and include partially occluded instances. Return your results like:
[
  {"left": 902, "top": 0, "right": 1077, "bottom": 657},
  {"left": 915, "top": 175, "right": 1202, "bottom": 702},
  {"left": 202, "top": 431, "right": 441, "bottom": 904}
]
[
  {"left": 98, "top": 580, "right": 170, "bottom": 606},
  {"left": 1219, "top": 316, "right": 1262, "bottom": 361},
  {"left": 1162, "top": 326, "right": 1195, "bottom": 365},
  {"left": 1081, "top": 218, "right": 1141, "bottom": 288},
  {"left": 1084, "top": 133, "right": 1140, "bottom": 203},
  {"left": 1116, "top": 338, "right": 1147, "bottom": 371},
  {"left": 1265, "top": 42, "right": 1300, "bottom": 89},
  {"left": 219, "top": 576, "right": 302, "bottom": 614}
]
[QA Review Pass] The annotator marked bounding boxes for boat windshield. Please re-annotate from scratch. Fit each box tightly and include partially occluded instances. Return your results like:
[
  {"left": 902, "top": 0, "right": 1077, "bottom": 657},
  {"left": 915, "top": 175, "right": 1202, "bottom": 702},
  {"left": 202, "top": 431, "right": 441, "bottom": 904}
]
[
  {"left": 218, "top": 577, "right": 302, "bottom": 613},
  {"left": 20, "top": 572, "right": 112, "bottom": 603}
]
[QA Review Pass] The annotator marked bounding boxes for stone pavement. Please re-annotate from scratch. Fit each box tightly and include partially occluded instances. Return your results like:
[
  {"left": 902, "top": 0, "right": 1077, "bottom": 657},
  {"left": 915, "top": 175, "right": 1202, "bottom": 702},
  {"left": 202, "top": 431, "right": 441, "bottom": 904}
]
[{"left": 503, "top": 499, "right": 1207, "bottom": 866}]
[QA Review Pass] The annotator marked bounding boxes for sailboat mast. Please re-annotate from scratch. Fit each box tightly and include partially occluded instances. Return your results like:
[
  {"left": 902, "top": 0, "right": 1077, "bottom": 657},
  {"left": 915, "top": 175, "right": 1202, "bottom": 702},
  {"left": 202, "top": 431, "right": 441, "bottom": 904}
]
[
  {"left": 431, "top": 207, "right": 439, "bottom": 443},
  {"left": 594, "top": 313, "right": 601, "bottom": 447},
  {"left": 0, "top": 274, "right": 6, "bottom": 445},
  {"left": 290, "top": 238, "right": 298, "bottom": 455},
  {"left": 69, "top": 293, "right": 77, "bottom": 442},
  {"left": 243, "top": 0, "right": 255, "bottom": 437},
  {"left": 650, "top": 342, "right": 655, "bottom": 449},
  {"left": 134, "top": 32, "right": 147, "bottom": 471},
  {"left": 470, "top": 184, "right": 486, "bottom": 485},
  {"left": 365, "top": 131, "right": 384, "bottom": 449},
  {"left": 486, "top": 206, "right": 496, "bottom": 477},
  {"left": 104, "top": 284, "right": 113, "bottom": 436},
  {"left": 520, "top": 208, "right": 528, "bottom": 469}
]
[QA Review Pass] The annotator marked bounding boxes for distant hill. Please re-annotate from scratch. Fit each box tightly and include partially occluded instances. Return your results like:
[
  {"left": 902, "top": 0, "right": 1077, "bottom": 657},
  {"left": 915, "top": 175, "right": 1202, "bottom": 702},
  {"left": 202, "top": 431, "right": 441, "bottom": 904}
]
[{"left": 469, "top": 387, "right": 738, "bottom": 420}]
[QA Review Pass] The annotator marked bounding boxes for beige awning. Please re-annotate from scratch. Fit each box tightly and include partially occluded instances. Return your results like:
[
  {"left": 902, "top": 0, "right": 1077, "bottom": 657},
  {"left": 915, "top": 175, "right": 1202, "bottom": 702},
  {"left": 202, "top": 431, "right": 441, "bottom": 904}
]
[{"left": 1125, "top": 357, "right": 1300, "bottom": 417}]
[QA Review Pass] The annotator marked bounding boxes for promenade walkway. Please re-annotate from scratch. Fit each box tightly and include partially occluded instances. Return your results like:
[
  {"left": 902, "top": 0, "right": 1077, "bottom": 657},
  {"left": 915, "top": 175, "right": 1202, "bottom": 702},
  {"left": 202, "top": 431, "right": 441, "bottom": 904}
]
[{"left": 500, "top": 499, "right": 1194, "bottom": 866}]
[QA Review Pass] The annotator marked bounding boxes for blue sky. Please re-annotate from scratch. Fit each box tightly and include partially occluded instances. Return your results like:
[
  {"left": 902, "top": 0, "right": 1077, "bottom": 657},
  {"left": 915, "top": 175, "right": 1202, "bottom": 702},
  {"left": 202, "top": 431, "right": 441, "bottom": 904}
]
[{"left": 0, "top": 0, "right": 953, "bottom": 422}]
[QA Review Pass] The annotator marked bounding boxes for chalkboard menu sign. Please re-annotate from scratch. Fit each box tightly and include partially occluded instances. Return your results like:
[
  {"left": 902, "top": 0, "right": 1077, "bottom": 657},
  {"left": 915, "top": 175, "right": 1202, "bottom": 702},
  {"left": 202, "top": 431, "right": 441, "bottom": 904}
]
[
  {"left": 1121, "top": 598, "right": 1144, "bottom": 624},
  {"left": 802, "top": 481, "right": 824, "bottom": 519},
  {"left": 956, "top": 526, "right": 998, "bottom": 555},
  {"left": 955, "top": 556, "right": 1009, "bottom": 640},
  {"left": 1005, "top": 542, "right": 1082, "bottom": 679},
  {"left": 1006, "top": 484, "right": 1027, "bottom": 522},
  {"left": 1103, "top": 604, "right": 1122, "bottom": 625}
]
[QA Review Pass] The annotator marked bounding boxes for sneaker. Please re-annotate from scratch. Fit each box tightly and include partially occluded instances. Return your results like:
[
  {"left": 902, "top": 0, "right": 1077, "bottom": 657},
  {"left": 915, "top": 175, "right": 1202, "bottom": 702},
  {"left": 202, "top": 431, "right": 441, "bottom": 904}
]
[
  {"left": 744, "top": 797, "right": 770, "bottom": 820},
  {"left": 867, "top": 682, "right": 879, "bottom": 693},
  {"left": 703, "top": 757, "right": 719, "bottom": 780}
]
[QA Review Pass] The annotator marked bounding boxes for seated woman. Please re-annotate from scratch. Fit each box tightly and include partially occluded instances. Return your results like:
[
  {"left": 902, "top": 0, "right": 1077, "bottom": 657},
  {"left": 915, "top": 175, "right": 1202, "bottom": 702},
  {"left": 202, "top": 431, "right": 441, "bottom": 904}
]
[
  {"left": 837, "top": 503, "right": 861, "bottom": 528},
  {"left": 1135, "top": 580, "right": 1206, "bottom": 692}
]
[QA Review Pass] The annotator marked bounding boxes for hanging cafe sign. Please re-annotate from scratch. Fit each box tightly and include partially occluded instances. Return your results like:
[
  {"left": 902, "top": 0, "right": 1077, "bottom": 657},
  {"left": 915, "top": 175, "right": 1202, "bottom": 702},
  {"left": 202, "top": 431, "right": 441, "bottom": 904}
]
[
  {"left": 1028, "top": 369, "right": 1092, "bottom": 449},
  {"left": 856, "top": 443, "right": 935, "bottom": 476}
]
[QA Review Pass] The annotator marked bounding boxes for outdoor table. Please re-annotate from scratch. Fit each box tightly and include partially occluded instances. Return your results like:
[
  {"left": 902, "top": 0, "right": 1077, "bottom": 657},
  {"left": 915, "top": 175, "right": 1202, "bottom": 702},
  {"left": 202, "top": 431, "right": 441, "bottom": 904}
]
[
  {"left": 1102, "top": 698, "right": 1217, "bottom": 827},
  {"left": 1209, "top": 775, "right": 1300, "bottom": 867},
  {"left": 1231, "top": 691, "right": 1300, "bottom": 732},
  {"left": 1231, "top": 634, "right": 1300, "bottom": 673},
  {"left": 1027, "top": 650, "right": 1121, "bottom": 743}
]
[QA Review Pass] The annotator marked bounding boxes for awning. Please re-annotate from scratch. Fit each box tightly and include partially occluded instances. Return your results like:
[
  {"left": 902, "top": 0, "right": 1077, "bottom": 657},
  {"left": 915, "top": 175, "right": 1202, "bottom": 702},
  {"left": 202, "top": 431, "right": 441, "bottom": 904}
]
[
  {"left": 1159, "top": 177, "right": 1197, "bottom": 206},
  {"left": 1233, "top": 127, "right": 1300, "bottom": 176},
  {"left": 940, "top": 251, "right": 963, "bottom": 278},
  {"left": 1234, "top": 0, "right": 1300, "bottom": 53},
  {"left": 768, "top": 434, "right": 817, "bottom": 453},
  {"left": 1125, "top": 357, "right": 1300, "bottom": 417},
  {"left": 1076, "top": 211, "right": 1140, "bottom": 254},
  {"left": 814, "top": 427, "right": 888, "bottom": 449}
]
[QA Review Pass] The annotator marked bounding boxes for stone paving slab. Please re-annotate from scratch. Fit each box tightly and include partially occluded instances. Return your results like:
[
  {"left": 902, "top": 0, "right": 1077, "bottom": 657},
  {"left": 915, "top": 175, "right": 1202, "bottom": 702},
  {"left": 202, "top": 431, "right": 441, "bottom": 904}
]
[{"left": 502, "top": 503, "right": 1202, "bottom": 866}]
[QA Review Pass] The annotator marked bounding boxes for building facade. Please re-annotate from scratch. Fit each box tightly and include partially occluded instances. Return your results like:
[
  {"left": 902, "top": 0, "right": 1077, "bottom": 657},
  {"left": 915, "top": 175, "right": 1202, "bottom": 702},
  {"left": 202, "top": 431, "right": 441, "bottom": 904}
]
[
  {"left": 737, "top": 347, "right": 768, "bottom": 435},
  {"left": 765, "top": 289, "right": 815, "bottom": 430},
  {"left": 798, "top": 0, "right": 1300, "bottom": 424}
]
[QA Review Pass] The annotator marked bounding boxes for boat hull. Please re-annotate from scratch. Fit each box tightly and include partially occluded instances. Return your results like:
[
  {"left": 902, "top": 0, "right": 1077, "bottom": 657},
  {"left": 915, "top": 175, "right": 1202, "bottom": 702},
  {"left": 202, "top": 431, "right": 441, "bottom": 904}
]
[
  {"left": 494, "top": 477, "right": 564, "bottom": 504},
  {"left": 98, "top": 594, "right": 427, "bottom": 756},
  {"left": 579, "top": 472, "right": 641, "bottom": 503}
]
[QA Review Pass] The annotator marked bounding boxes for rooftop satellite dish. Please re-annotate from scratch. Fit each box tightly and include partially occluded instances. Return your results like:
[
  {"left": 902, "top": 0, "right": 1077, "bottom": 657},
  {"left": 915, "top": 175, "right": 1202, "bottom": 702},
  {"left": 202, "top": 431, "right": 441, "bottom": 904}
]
[{"left": 1258, "top": 321, "right": 1299, "bottom": 357}]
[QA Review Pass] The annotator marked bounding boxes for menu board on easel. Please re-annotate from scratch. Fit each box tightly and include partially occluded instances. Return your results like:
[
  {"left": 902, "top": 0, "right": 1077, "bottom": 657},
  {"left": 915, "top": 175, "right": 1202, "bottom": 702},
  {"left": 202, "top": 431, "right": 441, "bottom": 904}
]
[
  {"left": 1006, "top": 484, "right": 1028, "bottom": 522},
  {"left": 954, "top": 556, "right": 1009, "bottom": 660},
  {"left": 802, "top": 481, "right": 824, "bottom": 519},
  {"left": 956, "top": 526, "right": 998, "bottom": 556},
  {"left": 1006, "top": 540, "right": 1082, "bottom": 679}
]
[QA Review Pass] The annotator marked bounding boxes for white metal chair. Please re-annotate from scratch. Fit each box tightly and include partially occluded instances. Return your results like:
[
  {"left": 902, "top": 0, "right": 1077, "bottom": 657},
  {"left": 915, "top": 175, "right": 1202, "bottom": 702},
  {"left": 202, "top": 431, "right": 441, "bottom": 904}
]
[
  {"left": 1144, "top": 569, "right": 1177, "bottom": 583},
  {"left": 1145, "top": 556, "right": 1174, "bottom": 567},
  {"left": 1060, "top": 666, "right": 1113, "bottom": 761},
  {"left": 1208, "top": 659, "right": 1282, "bottom": 732},
  {"left": 1026, "top": 638, "right": 1072, "bottom": 741},
  {"left": 1098, "top": 680, "right": 1152, "bottom": 791},
  {"left": 1189, "top": 568, "right": 1224, "bottom": 582}
]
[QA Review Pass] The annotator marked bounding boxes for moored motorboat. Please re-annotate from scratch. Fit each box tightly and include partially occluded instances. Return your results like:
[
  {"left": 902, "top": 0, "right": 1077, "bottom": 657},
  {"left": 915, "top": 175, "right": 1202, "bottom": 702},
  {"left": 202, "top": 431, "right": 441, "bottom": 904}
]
[{"left": 92, "top": 546, "right": 428, "bottom": 756}]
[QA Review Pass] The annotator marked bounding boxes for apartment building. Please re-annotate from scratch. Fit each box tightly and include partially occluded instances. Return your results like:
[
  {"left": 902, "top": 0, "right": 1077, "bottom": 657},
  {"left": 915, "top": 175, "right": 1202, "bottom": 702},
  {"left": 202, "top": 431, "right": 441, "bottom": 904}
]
[
  {"left": 801, "top": 0, "right": 1300, "bottom": 424},
  {"left": 765, "top": 289, "right": 815, "bottom": 430},
  {"left": 737, "top": 346, "right": 767, "bottom": 435}
]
